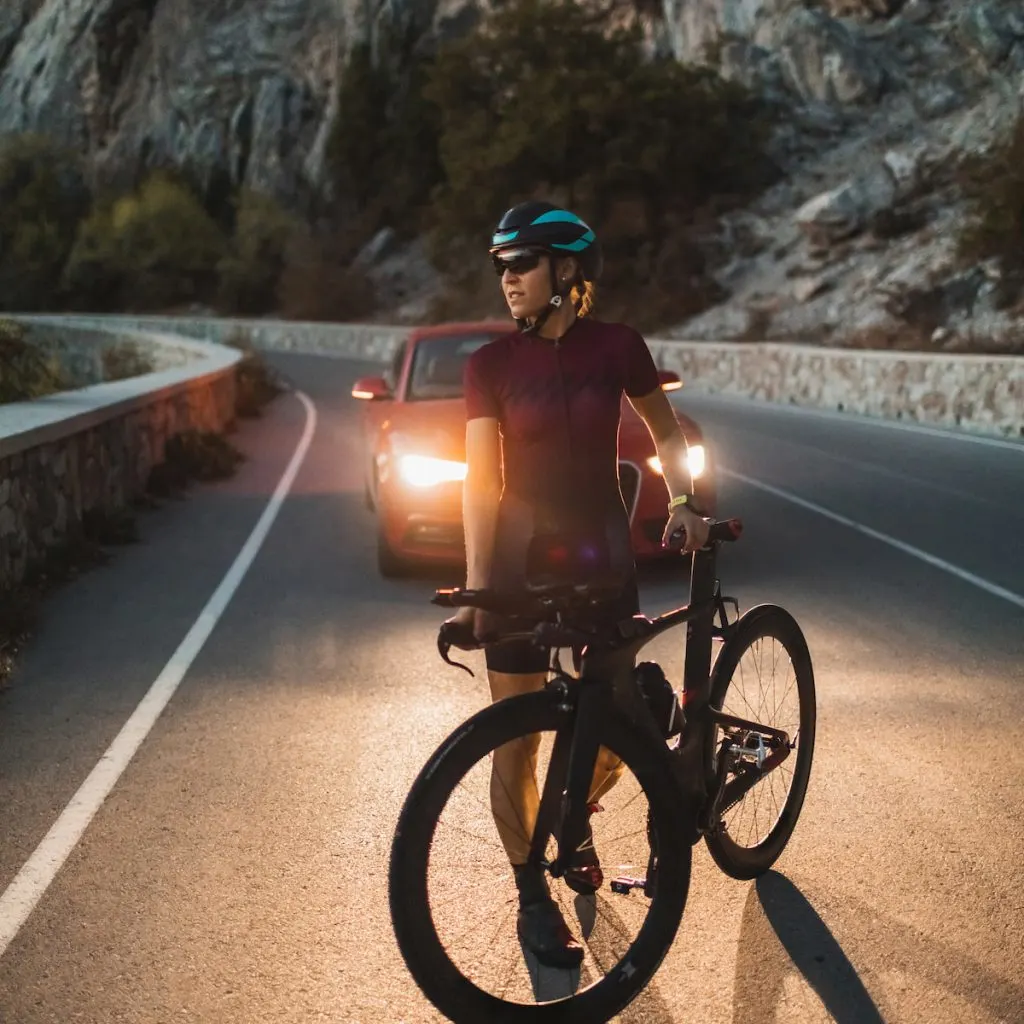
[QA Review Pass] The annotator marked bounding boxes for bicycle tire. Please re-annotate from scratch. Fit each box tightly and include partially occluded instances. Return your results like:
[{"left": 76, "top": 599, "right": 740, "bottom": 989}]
[
  {"left": 704, "top": 603, "right": 816, "bottom": 880},
  {"left": 388, "top": 688, "right": 691, "bottom": 1023}
]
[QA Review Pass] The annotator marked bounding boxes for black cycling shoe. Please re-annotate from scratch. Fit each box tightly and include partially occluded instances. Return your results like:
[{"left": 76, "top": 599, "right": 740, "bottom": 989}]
[
  {"left": 517, "top": 896, "right": 585, "bottom": 968},
  {"left": 513, "top": 864, "right": 585, "bottom": 968},
  {"left": 564, "top": 803, "right": 603, "bottom": 896}
]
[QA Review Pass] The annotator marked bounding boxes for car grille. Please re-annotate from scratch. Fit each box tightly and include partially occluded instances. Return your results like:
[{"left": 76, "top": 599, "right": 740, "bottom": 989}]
[
  {"left": 406, "top": 520, "right": 464, "bottom": 547},
  {"left": 618, "top": 462, "right": 641, "bottom": 521}
]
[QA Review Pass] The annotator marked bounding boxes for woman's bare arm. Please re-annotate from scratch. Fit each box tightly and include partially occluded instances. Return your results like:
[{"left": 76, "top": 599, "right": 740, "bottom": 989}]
[
  {"left": 463, "top": 416, "right": 502, "bottom": 588},
  {"left": 628, "top": 387, "right": 709, "bottom": 551},
  {"left": 627, "top": 387, "right": 691, "bottom": 501}
]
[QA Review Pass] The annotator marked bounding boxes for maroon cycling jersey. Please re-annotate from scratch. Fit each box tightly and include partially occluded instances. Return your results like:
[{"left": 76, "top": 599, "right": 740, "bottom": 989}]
[{"left": 464, "top": 316, "right": 660, "bottom": 514}]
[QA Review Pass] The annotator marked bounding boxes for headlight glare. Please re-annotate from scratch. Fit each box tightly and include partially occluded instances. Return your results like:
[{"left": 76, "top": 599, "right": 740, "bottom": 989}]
[
  {"left": 398, "top": 454, "right": 467, "bottom": 487},
  {"left": 646, "top": 444, "right": 706, "bottom": 480},
  {"left": 688, "top": 444, "right": 706, "bottom": 479}
]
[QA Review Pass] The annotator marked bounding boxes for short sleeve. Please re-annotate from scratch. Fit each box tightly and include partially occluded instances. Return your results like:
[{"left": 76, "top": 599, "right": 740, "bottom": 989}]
[
  {"left": 622, "top": 328, "right": 661, "bottom": 397},
  {"left": 463, "top": 348, "right": 499, "bottom": 420}
]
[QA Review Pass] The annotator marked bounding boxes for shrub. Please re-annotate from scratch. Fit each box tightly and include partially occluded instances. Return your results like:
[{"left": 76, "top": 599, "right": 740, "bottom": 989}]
[
  {"left": 100, "top": 339, "right": 155, "bottom": 381},
  {"left": 63, "top": 171, "right": 228, "bottom": 311},
  {"left": 0, "top": 318, "right": 68, "bottom": 403},
  {"left": 0, "top": 133, "right": 91, "bottom": 312},
  {"left": 216, "top": 190, "right": 303, "bottom": 315},
  {"left": 957, "top": 110, "right": 1024, "bottom": 304},
  {"left": 163, "top": 429, "right": 244, "bottom": 481},
  {"left": 222, "top": 327, "right": 287, "bottom": 417},
  {"left": 275, "top": 227, "right": 378, "bottom": 321}
]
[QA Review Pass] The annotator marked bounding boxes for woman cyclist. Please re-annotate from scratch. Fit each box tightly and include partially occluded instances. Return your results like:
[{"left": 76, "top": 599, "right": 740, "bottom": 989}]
[{"left": 446, "top": 200, "right": 709, "bottom": 967}]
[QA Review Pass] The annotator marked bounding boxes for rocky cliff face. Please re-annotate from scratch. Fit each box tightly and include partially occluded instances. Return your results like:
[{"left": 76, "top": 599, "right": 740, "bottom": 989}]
[
  {"left": 0, "top": 0, "right": 478, "bottom": 208},
  {"left": 655, "top": 0, "right": 1024, "bottom": 350},
  {"left": 0, "top": 0, "right": 1022, "bottom": 345}
]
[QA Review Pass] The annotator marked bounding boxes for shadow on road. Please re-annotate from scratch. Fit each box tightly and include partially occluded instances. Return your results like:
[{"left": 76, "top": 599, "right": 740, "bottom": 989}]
[
  {"left": 734, "top": 871, "right": 884, "bottom": 1024},
  {"left": 734, "top": 870, "right": 1024, "bottom": 1024}
]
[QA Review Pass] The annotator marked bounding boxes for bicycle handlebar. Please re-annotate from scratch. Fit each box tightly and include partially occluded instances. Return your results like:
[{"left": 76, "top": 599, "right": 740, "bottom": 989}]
[
  {"left": 433, "top": 518, "right": 742, "bottom": 613},
  {"left": 693, "top": 517, "right": 743, "bottom": 545},
  {"left": 433, "top": 517, "right": 743, "bottom": 674}
]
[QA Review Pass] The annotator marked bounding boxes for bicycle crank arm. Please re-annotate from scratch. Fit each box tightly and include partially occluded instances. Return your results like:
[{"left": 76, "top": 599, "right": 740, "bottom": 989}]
[
  {"left": 610, "top": 875, "right": 647, "bottom": 895},
  {"left": 716, "top": 745, "right": 793, "bottom": 814},
  {"left": 709, "top": 709, "right": 790, "bottom": 746}
]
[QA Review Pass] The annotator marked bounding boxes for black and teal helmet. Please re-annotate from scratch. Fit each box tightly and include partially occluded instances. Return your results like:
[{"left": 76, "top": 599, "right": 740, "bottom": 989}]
[{"left": 489, "top": 200, "right": 603, "bottom": 283}]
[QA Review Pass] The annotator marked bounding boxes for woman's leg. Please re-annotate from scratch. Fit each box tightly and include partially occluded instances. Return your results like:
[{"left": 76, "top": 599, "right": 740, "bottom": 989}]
[
  {"left": 487, "top": 668, "right": 547, "bottom": 864},
  {"left": 589, "top": 748, "right": 625, "bottom": 804}
]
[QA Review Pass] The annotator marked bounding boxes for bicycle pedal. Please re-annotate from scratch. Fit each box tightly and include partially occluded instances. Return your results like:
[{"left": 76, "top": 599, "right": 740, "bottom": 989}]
[{"left": 610, "top": 875, "right": 646, "bottom": 895}]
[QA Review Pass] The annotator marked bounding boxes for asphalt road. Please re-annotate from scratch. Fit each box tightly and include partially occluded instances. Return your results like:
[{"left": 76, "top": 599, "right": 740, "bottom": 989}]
[{"left": 1, "top": 352, "right": 1022, "bottom": 1024}]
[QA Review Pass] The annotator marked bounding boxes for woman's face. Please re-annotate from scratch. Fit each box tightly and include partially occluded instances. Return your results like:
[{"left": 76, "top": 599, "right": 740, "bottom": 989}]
[{"left": 495, "top": 249, "right": 562, "bottom": 321}]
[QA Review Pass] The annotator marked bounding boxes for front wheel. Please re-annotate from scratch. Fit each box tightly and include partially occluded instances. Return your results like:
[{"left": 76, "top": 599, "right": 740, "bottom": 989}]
[
  {"left": 704, "top": 603, "right": 816, "bottom": 880},
  {"left": 388, "top": 688, "right": 691, "bottom": 1023}
]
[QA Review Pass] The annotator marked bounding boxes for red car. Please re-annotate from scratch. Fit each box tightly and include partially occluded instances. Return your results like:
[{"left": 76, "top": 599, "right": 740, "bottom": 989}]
[{"left": 352, "top": 320, "right": 716, "bottom": 577}]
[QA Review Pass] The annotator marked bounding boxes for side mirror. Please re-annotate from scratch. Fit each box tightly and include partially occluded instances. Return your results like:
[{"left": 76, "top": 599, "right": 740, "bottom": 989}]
[
  {"left": 352, "top": 375, "right": 393, "bottom": 401},
  {"left": 658, "top": 370, "right": 682, "bottom": 392}
]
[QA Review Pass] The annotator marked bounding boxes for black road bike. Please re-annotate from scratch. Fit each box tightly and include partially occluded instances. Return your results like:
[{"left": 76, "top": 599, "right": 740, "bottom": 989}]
[{"left": 388, "top": 516, "right": 816, "bottom": 1022}]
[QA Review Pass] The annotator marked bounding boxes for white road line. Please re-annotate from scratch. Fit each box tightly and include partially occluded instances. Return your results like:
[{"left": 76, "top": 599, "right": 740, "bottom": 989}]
[
  {"left": 0, "top": 390, "right": 318, "bottom": 959},
  {"left": 677, "top": 392, "right": 1024, "bottom": 453},
  {"left": 720, "top": 467, "right": 1024, "bottom": 611}
]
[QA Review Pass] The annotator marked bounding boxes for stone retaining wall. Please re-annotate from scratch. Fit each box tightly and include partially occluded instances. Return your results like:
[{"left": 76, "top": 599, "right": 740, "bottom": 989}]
[
  {"left": 12, "top": 315, "right": 1024, "bottom": 441},
  {"left": 46, "top": 314, "right": 408, "bottom": 364},
  {"left": 646, "top": 340, "right": 1023, "bottom": 439},
  {"left": 81, "top": 314, "right": 1021, "bottom": 440},
  {"left": 0, "top": 320, "right": 240, "bottom": 592}
]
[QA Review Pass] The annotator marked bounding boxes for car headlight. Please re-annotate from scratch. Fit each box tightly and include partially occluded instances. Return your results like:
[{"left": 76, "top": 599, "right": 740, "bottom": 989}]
[
  {"left": 397, "top": 454, "right": 467, "bottom": 487},
  {"left": 646, "top": 444, "right": 706, "bottom": 480}
]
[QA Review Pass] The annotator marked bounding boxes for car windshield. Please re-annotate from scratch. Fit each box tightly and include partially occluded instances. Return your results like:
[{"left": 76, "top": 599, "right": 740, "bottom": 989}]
[{"left": 406, "top": 333, "right": 501, "bottom": 400}]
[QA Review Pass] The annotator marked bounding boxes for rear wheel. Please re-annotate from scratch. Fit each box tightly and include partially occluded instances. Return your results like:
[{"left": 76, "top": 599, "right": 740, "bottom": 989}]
[
  {"left": 703, "top": 604, "right": 816, "bottom": 880},
  {"left": 388, "top": 688, "right": 691, "bottom": 1023}
]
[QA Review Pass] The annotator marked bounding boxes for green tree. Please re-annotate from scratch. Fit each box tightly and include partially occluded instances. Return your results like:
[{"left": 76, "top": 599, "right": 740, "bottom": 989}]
[
  {"left": 327, "top": 34, "right": 444, "bottom": 240},
  {"left": 423, "top": 0, "right": 775, "bottom": 325},
  {"left": 0, "top": 133, "right": 91, "bottom": 312},
  {"left": 217, "top": 189, "right": 302, "bottom": 315},
  {"left": 328, "top": 43, "right": 391, "bottom": 211}
]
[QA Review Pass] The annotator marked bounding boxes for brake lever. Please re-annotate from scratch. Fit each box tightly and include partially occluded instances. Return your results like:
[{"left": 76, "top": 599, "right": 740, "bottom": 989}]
[{"left": 437, "top": 621, "right": 477, "bottom": 677}]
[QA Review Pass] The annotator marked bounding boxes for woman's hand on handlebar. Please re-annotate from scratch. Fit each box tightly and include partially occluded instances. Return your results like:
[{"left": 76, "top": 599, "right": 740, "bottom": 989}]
[
  {"left": 444, "top": 605, "right": 492, "bottom": 649},
  {"left": 662, "top": 504, "right": 709, "bottom": 555}
]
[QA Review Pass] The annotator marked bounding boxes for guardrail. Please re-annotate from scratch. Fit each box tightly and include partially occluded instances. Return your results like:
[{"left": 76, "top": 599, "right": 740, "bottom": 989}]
[
  {"left": 60, "top": 313, "right": 1022, "bottom": 441},
  {"left": 0, "top": 316, "right": 241, "bottom": 592}
]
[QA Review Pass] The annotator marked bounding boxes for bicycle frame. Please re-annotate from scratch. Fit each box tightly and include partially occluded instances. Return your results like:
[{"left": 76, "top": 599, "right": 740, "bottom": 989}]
[{"left": 527, "top": 542, "right": 792, "bottom": 876}]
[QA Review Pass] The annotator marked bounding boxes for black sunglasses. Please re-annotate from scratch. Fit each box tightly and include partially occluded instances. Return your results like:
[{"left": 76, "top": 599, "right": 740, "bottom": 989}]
[{"left": 491, "top": 249, "right": 546, "bottom": 277}]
